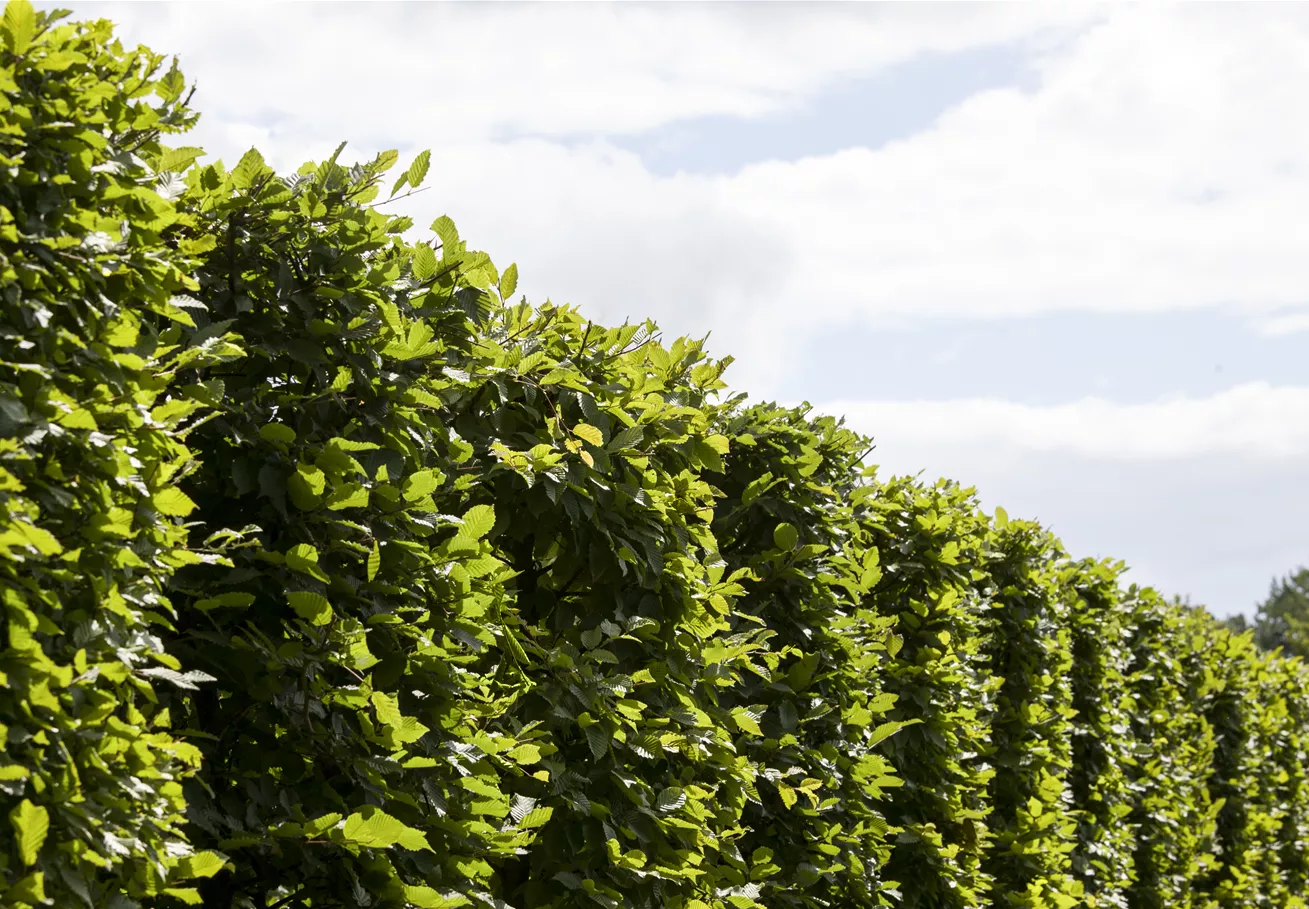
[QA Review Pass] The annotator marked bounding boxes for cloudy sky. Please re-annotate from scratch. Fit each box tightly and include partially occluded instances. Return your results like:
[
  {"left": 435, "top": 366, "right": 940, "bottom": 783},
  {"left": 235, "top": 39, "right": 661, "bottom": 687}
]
[{"left": 56, "top": 1, "right": 1309, "bottom": 617}]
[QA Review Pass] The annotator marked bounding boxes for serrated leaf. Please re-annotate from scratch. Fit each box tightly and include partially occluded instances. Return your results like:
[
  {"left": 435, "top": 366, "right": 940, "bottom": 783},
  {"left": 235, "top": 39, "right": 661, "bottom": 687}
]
[
  {"left": 731, "top": 707, "right": 763, "bottom": 737},
  {"left": 14, "top": 521, "right": 62, "bottom": 556},
  {"left": 656, "top": 787, "right": 687, "bottom": 813},
  {"left": 585, "top": 725, "right": 609, "bottom": 759},
  {"left": 3, "top": 0, "right": 36, "bottom": 54},
  {"left": 9, "top": 799, "right": 48, "bottom": 866},
  {"left": 431, "top": 214, "right": 459, "bottom": 253},
  {"left": 163, "top": 887, "right": 203, "bottom": 905},
  {"left": 372, "top": 148, "right": 399, "bottom": 173},
  {"left": 325, "top": 483, "right": 368, "bottom": 510},
  {"left": 340, "top": 806, "right": 431, "bottom": 851},
  {"left": 232, "top": 147, "right": 266, "bottom": 190},
  {"left": 412, "top": 244, "right": 438, "bottom": 282},
  {"left": 287, "top": 591, "right": 333, "bottom": 626},
  {"left": 303, "top": 813, "right": 342, "bottom": 837},
  {"left": 176, "top": 850, "right": 227, "bottom": 879},
  {"left": 137, "top": 667, "right": 217, "bottom": 690},
  {"left": 151, "top": 487, "right": 197, "bottom": 517},
  {"left": 868, "top": 719, "right": 918, "bottom": 748},
  {"left": 508, "top": 743, "right": 541, "bottom": 765},
  {"left": 285, "top": 543, "right": 327, "bottom": 581},
  {"left": 406, "top": 149, "right": 431, "bottom": 189},
  {"left": 500, "top": 262, "right": 519, "bottom": 299},
  {"left": 367, "top": 541, "right": 381, "bottom": 581},
  {"left": 158, "top": 146, "right": 205, "bottom": 174},
  {"left": 519, "top": 806, "right": 554, "bottom": 829},
  {"left": 403, "top": 470, "right": 439, "bottom": 502},
  {"left": 402, "top": 886, "right": 471, "bottom": 909},
  {"left": 459, "top": 504, "right": 495, "bottom": 541},
  {"left": 572, "top": 423, "right": 604, "bottom": 447}
]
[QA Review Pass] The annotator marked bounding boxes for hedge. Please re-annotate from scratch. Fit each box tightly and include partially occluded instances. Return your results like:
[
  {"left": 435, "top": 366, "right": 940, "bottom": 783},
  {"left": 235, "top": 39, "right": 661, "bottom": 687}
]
[
  {"left": 4, "top": 5, "right": 1309, "bottom": 909},
  {"left": 0, "top": 6, "right": 243, "bottom": 906}
]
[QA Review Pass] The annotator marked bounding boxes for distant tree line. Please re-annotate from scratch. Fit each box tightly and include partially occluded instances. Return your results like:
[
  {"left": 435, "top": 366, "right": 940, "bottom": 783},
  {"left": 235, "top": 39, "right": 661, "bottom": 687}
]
[{"left": 1224, "top": 566, "right": 1309, "bottom": 658}]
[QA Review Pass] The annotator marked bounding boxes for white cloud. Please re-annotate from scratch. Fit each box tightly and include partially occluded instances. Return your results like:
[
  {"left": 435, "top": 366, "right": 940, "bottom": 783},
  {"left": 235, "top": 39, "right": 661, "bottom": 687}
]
[
  {"left": 822, "top": 382, "right": 1309, "bottom": 462},
  {"left": 808, "top": 386, "right": 1309, "bottom": 617},
  {"left": 59, "top": 2, "right": 1309, "bottom": 365},
  {"left": 839, "top": 445, "right": 1309, "bottom": 619},
  {"left": 1255, "top": 310, "right": 1309, "bottom": 338},
  {"left": 722, "top": 4, "right": 1309, "bottom": 324},
  {"left": 74, "top": 2, "right": 1090, "bottom": 145}
]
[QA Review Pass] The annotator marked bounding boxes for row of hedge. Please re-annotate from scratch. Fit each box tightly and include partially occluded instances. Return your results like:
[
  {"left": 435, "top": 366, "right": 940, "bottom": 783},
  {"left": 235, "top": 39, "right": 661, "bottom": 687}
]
[{"left": 3, "top": 5, "right": 1308, "bottom": 908}]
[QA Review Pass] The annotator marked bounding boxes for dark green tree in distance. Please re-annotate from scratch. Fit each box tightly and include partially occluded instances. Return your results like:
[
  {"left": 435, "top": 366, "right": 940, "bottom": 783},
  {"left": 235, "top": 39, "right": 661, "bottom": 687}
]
[{"left": 1251, "top": 567, "right": 1309, "bottom": 658}]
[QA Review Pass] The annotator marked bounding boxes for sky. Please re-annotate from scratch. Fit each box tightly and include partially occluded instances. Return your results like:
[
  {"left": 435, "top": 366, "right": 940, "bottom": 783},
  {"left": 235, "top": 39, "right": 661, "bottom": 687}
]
[{"left": 51, "top": 1, "right": 1309, "bottom": 618}]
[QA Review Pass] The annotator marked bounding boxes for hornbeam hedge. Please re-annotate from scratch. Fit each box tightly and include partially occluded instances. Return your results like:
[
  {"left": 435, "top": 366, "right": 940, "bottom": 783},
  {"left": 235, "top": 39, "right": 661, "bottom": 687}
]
[{"left": 3, "top": 5, "right": 1309, "bottom": 909}]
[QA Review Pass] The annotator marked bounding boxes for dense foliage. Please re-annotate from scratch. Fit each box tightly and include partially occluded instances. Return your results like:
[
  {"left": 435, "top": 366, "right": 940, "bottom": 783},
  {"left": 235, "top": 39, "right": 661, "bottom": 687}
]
[{"left": 4, "top": 5, "right": 1309, "bottom": 909}]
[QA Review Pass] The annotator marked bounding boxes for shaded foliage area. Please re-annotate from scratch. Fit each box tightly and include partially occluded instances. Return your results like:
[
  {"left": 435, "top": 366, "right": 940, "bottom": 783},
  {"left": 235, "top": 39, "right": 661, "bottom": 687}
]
[{"left": 4, "top": 5, "right": 1309, "bottom": 909}]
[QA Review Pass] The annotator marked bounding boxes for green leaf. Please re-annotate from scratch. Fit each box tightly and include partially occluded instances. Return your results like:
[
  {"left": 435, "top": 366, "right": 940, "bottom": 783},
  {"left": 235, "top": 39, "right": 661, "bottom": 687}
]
[
  {"left": 367, "top": 541, "right": 381, "bottom": 581},
  {"left": 519, "top": 806, "right": 554, "bottom": 829},
  {"left": 156, "top": 61, "right": 186, "bottom": 103},
  {"left": 194, "top": 592, "right": 255, "bottom": 612},
  {"left": 159, "top": 146, "right": 205, "bottom": 174},
  {"left": 6, "top": 871, "right": 44, "bottom": 905},
  {"left": 459, "top": 504, "right": 495, "bottom": 541},
  {"left": 163, "top": 888, "right": 203, "bottom": 906},
  {"left": 731, "top": 707, "right": 762, "bottom": 737},
  {"left": 508, "top": 743, "right": 541, "bottom": 765},
  {"left": 402, "top": 886, "right": 471, "bottom": 909},
  {"left": 176, "top": 850, "right": 228, "bottom": 879},
  {"left": 402, "top": 470, "right": 439, "bottom": 502},
  {"left": 259, "top": 423, "right": 296, "bottom": 445},
  {"left": 9, "top": 799, "right": 48, "bottom": 866},
  {"left": 287, "top": 591, "right": 333, "bottom": 626},
  {"left": 285, "top": 543, "right": 328, "bottom": 581},
  {"left": 289, "top": 463, "right": 326, "bottom": 509},
  {"left": 773, "top": 523, "right": 799, "bottom": 551},
  {"left": 572, "top": 423, "right": 604, "bottom": 447},
  {"left": 324, "top": 483, "right": 369, "bottom": 510},
  {"left": 787, "top": 652, "right": 819, "bottom": 692},
  {"left": 340, "top": 806, "right": 431, "bottom": 851},
  {"left": 412, "top": 244, "right": 438, "bottom": 282},
  {"left": 868, "top": 719, "right": 918, "bottom": 748},
  {"left": 232, "top": 147, "right": 267, "bottom": 190},
  {"left": 2, "top": 0, "right": 35, "bottom": 54},
  {"left": 499, "top": 262, "right": 519, "bottom": 300},
  {"left": 431, "top": 214, "right": 459, "bottom": 253},
  {"left": 372, "top": 148, "right": 399, "bottom": 173},
  {"left": 406, "top": 149, "right": 432, "bottom": 189},
  {"left": 304, "top": 813, "right": 342, "bottom": 837},
  {"left": 13, "top": 521, "right": 62, "bottom": 556},
  {"left": 656, "top": 787, "right": 687, "bottom": 813}
]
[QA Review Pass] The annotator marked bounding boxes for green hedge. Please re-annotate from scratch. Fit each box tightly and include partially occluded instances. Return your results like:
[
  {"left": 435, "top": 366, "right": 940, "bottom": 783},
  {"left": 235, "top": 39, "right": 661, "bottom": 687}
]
[
  {"left": 5, "top": 5, "right": 1309, "bottom": 909},
  {"left": 0, "top": 6, "right": 243, "bottom": 906}
]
